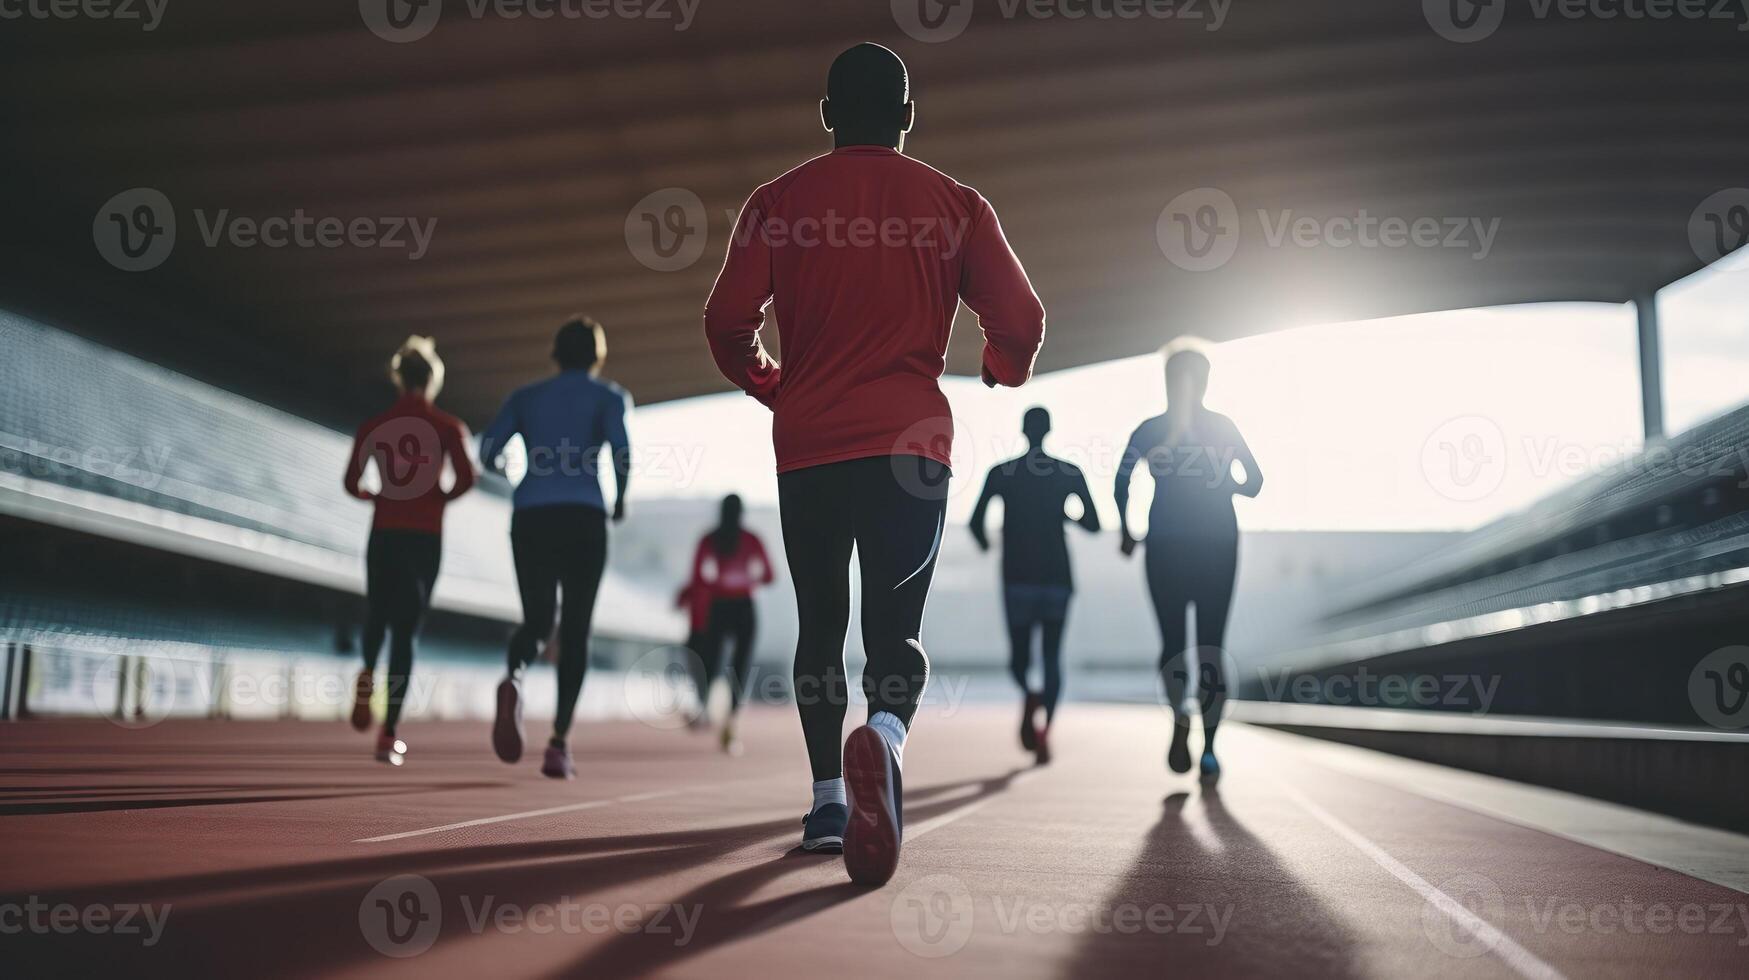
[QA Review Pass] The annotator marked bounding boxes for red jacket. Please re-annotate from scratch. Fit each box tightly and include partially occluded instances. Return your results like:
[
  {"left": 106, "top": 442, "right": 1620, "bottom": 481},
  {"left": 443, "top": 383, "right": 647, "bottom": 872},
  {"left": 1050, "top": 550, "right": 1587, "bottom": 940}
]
[
  {"left": 704, "top": 146, "right": 1046, "bottom": 473},
  {"left": 343, "top": 393, "right": 476, "bottom": 533}
]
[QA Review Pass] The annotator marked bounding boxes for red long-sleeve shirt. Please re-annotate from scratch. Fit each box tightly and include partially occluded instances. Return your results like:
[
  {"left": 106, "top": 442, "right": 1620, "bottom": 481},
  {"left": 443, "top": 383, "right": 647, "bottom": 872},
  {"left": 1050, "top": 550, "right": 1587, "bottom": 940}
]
[
  {"left": 704, "top": 145, "right": 1046, "bottom": 473},
  {"left": 343, "top": 393, "right": 476, "bottom": 534},
  {"left": 688, "top": 530, "right": 774, "bottom": 601}
]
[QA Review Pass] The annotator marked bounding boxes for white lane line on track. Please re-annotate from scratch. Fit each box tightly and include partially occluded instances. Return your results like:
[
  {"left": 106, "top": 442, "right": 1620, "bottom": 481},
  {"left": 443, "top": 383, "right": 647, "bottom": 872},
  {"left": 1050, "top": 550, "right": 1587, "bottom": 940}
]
[
  {"left": 353, "top": 787, "right": 693, "bottom": 843},
  {"left": 1283, "top": 786, "right": 1569, "bottom": 980},
  {"left": 906, "top": 768, "right": 1042, "bottom": 842}
]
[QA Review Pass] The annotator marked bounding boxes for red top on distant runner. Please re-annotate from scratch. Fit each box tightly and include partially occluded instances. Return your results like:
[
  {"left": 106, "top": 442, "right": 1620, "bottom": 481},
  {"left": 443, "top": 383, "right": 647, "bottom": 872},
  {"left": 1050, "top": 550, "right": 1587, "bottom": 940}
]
[
  {"left": 704, "top": 145, "right": 1046, "bottom": 473},
  {"left": 687, "top": 530, "right": 774, "bottom": 601},
  {"left": 343, "top": 393, "right": 476, "bottom": 533}
]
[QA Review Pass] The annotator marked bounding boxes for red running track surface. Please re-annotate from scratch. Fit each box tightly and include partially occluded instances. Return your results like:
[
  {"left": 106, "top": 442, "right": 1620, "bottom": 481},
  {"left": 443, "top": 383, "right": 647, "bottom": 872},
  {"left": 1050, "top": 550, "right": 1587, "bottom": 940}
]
[{"left": 1, "top": 705, "right": 1744, "bottom": 978}]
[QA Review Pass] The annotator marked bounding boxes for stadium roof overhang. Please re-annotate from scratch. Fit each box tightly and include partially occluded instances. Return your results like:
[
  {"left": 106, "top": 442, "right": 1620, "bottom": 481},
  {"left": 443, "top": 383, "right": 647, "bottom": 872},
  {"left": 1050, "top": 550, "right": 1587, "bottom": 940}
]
[{"left": 3, "top": 1, "right": 1746, "bottom": 427}]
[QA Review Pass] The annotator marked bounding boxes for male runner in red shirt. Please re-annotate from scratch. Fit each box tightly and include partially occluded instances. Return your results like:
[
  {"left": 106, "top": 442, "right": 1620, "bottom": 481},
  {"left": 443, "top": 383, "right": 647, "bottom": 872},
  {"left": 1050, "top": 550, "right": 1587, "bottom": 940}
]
[{"left": 704, "top": 42, "right": 1045, "bottom": 885}]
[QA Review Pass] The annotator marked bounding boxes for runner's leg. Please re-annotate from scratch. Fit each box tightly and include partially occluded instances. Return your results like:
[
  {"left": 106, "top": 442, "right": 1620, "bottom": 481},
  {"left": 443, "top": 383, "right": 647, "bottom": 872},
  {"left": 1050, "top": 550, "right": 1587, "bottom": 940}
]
[{"left": 778, "top": 464, "right": 855, "bottom": 783}]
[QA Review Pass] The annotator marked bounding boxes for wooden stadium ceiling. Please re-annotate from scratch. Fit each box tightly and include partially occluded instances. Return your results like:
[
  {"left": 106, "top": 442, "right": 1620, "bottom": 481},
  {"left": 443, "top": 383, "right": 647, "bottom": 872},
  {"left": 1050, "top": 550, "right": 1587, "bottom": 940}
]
[{"left": 2, "top": 0, "right": 1747, "bottom": 427}]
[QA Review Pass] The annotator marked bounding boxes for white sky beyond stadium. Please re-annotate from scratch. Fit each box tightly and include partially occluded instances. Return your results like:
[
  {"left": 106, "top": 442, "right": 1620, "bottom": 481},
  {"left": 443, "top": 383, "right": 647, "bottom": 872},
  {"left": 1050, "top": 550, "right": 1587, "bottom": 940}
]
[{"left": 626, "top": 260, "right": 1749, "bottom": 532}]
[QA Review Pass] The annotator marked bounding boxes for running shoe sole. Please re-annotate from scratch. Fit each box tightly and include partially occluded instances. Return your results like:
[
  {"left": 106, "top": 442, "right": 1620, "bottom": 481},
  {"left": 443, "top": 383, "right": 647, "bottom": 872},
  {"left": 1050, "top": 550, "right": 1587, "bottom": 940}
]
[
  {"left": 540, "top": 750, "right": 574, "bottom": 780},
  {"left": 493, "top": 678, "right": 524, "bottom": 764},
  {"left": 842, "top": 726, "right": 901, "bottom": 886},
  {"left": 801, "top": 835, "right": 844, "bottom": 852},
  {"left": 350, "top": 673, "right": 373, "bottom": 732},
  {"left": 1168, "top": 720, "right": 1192, "bottom": 774}
]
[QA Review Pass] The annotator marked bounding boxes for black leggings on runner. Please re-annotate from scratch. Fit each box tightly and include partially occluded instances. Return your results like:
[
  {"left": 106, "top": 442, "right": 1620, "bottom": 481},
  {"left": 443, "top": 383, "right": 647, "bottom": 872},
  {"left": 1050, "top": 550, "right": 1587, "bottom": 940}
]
[
  {"left": 779, "top": 455, "right": 948, "bottom": 782},
  {"left": 693, "top": 597, "right": 756, "bottom": 713},
  {"left": 1005, "top": 588, "right": 1069, "bottom": 722},
  {"left": 1144, "top": 531, "right": 1237, "bottom": 746},
  {"left": 362, "top": 529, "right": 442, "bottom": 733},
  {"left": 507, "top": 505, "right": 608, "bottom": 740}
]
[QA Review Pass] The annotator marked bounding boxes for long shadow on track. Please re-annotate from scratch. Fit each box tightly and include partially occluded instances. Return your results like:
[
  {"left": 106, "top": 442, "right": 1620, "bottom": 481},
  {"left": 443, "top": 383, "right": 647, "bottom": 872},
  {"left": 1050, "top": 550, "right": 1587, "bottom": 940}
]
[
  {"left": 1058, "top": 783, "right": 1367, "bottom": 978},
  {"left": 7, "top": 768, "right": 1033, "bottom": 978}
]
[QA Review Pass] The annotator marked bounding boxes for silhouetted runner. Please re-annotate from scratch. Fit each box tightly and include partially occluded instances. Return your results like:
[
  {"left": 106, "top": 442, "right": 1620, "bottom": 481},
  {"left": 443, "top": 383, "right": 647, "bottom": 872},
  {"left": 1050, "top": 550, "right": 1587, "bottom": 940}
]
[
  {"left": 970, "top": 407, "right": 1099, "bottom": 765},
  {"left": 704, "top": 43, "right": 1045, "bottom": 883},
  {"left": 1115, "top": 343, "right": 1262, "bottom": 780},
  {"left": 480, "top": 316, "right": 631, "bottom": 780},
  {"left": 343, "top": 336, "right": 476, "bottom": 766}
]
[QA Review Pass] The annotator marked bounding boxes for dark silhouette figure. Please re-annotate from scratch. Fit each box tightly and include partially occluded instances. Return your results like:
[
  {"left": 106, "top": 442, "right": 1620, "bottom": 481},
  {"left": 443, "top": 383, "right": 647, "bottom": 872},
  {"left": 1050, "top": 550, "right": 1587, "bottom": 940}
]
[
  {"left": 703, "top": 42, "right": 1046, "bottom": 883},
  {"left": 342, "top": 336, "right": 475, "bottom": 764},
  {"left": 1114, "top": 345, "right": 1262, "bottom": 778},
  {"left": 970, "top": 407, "right": 1099, "bottom": 763},
  {"left": 682, "top": 494, "right": 776, "bottom": 754},
  {"left": 479, "top": 315, "right": 632, "bottom": 780}
]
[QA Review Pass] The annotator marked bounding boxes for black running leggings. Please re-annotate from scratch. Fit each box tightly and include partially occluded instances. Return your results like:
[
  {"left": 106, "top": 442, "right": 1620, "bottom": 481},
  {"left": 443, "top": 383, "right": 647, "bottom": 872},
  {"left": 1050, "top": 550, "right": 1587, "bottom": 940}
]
[
  {"left": 1144, "top": 531, "right": 1237, "bottom": 748},
  {"left": 693, "top": 597, "right": 756, "bottom": 713},
  {"left": 362, "top": 529, "right": 442, "bottom": 733},
  {"left": 1004, "top": 589, "right": 1068, "bottom": 722},
  {"left": 779, "top": 455, "right": 948, "bottom": 782},
  {"left": 508, "top": 505, "right": 608, "bottom": 740}
]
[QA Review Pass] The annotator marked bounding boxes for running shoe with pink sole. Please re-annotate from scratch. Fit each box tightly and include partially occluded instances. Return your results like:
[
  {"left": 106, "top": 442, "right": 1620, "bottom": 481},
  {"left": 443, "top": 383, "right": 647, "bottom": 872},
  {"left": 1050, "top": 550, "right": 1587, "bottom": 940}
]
[{"left": 842, "top": 725, "right": 902, "bottom": 886}]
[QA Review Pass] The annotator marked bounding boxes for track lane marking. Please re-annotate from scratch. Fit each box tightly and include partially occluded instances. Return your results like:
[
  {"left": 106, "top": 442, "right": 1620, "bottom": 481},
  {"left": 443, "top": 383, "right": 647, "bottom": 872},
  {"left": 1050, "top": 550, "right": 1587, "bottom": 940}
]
[
  {"left": 905, "top": 768, "right": 1042, "bottom": 842},
  {"left": 353, "top": 787, "right": 695, "bottom": 843},
  {"left": 1283, "top": 786, "right": 1569, "bottom": 980}
]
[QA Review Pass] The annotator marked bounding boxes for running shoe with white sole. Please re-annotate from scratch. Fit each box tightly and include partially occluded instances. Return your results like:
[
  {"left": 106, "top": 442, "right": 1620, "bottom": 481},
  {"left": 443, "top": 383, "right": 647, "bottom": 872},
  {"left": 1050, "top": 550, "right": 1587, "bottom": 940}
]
[
  {"left": 801, "top": 803, "right": 847, "bottom": 853},
  {"left": 842, "top": 724, "right": 903, "bottom": 886},
  {"left": 375, "top": 730, "right": 406, "bottom": 766}
]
